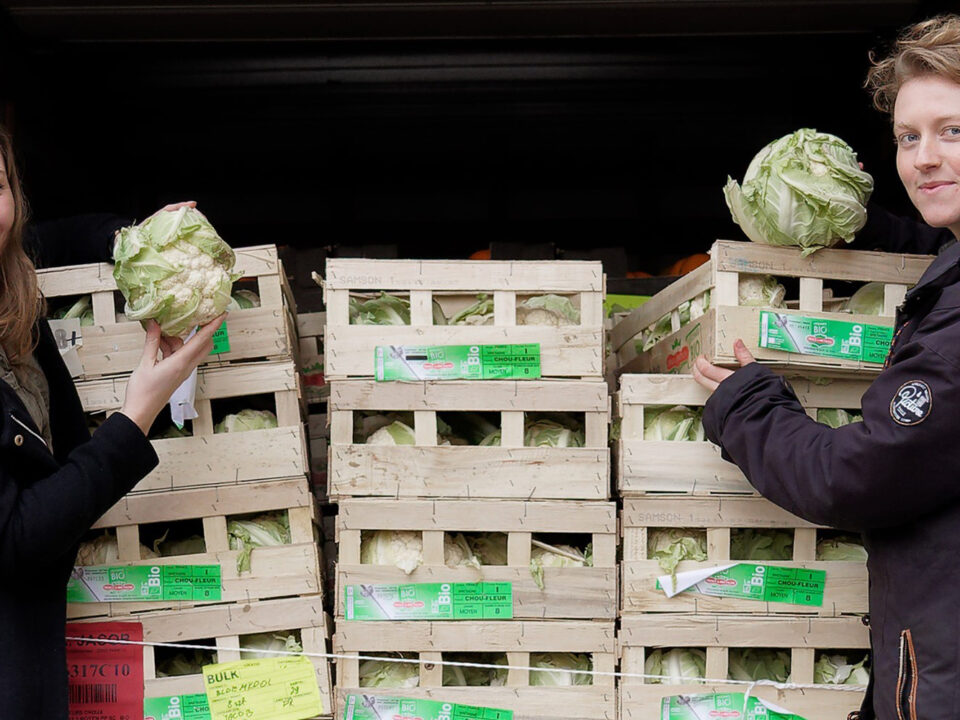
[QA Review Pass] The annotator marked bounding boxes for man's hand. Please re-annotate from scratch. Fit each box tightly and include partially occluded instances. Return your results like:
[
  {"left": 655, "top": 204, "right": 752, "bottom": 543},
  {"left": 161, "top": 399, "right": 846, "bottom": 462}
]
[{"left": 692, "top": 339, "right": 755, "bottom": 392}]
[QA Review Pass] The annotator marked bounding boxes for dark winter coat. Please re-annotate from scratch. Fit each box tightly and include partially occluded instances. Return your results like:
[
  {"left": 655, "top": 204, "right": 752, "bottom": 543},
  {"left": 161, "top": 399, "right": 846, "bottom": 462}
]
[
  {"left": 703, "top": 210, "right": 960, "bottom": 720},
  {"left": 0, "top": 215, "right": 158, "bottom": 720}
]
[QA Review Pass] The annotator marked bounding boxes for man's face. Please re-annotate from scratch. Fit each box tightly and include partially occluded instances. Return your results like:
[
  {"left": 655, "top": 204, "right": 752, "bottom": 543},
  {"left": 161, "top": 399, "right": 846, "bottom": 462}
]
[{"left": 895, "top": 74, "right": 960, "bottom": 239}]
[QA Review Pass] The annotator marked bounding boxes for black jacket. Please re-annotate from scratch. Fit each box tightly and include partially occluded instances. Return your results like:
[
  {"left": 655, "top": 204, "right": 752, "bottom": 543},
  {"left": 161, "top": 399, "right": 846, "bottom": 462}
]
[
  {"left": 704, "top": 214, "right": 959, "bottom": 720},
  {"left": 0, "top": 215, "right": 159, "bottom": 720}
]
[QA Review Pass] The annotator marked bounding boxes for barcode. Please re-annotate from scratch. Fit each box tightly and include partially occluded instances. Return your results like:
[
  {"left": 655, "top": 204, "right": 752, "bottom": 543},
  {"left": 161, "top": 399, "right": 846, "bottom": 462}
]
[{"left": 69, "top": 683, "right": 118, "bottom": 704}]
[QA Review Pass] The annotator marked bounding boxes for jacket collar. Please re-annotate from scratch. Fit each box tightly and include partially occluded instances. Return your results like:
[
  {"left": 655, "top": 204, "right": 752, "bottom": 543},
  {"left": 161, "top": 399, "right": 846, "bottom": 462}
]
[{"left": 903, "top": 240, "right": 960, "bottom": 306}]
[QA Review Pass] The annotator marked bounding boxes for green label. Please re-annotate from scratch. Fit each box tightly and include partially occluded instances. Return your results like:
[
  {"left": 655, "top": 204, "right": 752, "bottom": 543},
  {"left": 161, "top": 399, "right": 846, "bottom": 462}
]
[
  {"left": 375, "top": 344, "right": 541, "bottom": 381},
  {"left": 659, "top": 564, "right": 825, "bottom": 606},
  {"left": 343, "top": 695, "right": 513, "bottom": 720},
  {"left": 662, "top": 693, "right": 806, "bottom": 720},
  {"left": 67, "top": 565, "right": 222, "bottom": 603},
  {"left": 605, "top": 294, "right": 649, "bottom": 316},
  {"left": 345, "top": 582, "right": 513, "bottom": 620},
  {"left": 758, "top": 311, "right": 892, "bottom": 364},
  {"left": 145, "top": 694, "right": 213, "bottom": 720},
  {"left": 210, "top": 321, "right": 231, "bottom": 355}
]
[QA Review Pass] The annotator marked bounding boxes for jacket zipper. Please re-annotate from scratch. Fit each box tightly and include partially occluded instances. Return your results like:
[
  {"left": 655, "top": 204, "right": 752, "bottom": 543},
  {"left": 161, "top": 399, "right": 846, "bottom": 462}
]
[
  {"left": 897, "top": 629, "right": 919, "bottom": 720},
  {"left": 10, "top": 414, "right": 48, "bottom": 449}
]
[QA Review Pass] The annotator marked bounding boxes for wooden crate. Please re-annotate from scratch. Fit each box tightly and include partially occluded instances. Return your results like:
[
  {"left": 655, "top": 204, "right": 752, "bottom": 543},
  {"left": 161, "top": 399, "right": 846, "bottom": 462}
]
[
  {"left": 335, "top": 499, "right": 617, "bottom": 620},
  {"left": 621, "top": 497, "right": 868, "bottom": 616},
  {"left": 298, "top": 311, "right": 328, "bottom": 405},
  {"left": 333, "top": 620, "right": 616, "bottom": 720},
  {"left": 68, "top": 479, "right": 322, "bottom": 619},
  {"left": 78, "top": 360, "right": 309, "bottom": 493},
  {"left": 72, "top": 596, "right": 333, "bottom": 717},
  {"left": 322, "top": 259, "right": 605, "bottom": 379},
  {"left": 610, "top": 240, "right": 933, "bottom": 376},
  {"left": 615, "top": 373, "right": 871, "bottom": 496},
  {"left": 37, "top": 244, "right": 298, "bottom": 380},
  {"left": 329, "top": 379, "right": 610, "bottom": 501},
  {"left": 619, "top": 614, "right": 868, "bottom": 719}
]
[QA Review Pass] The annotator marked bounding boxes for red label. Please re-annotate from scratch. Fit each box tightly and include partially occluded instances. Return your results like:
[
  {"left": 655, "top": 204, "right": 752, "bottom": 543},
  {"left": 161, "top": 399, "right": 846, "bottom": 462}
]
[
  {"left": 66, "top": 621, "right": 144, "bottom": 720},
  {"left": 704, "top": 577, "right": 737, "bottom": 586},
  {"left": 806, "top": 335, "right": 835, "bottom": 347},
  {"left": 665, "top": 346, "right": 690, "bottom": 371}
]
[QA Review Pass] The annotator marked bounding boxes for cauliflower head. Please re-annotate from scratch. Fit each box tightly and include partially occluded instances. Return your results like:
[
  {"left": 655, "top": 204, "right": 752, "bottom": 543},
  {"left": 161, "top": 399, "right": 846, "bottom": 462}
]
[{"left": 113, "top": 206, "right": 239, "bottom": 337}]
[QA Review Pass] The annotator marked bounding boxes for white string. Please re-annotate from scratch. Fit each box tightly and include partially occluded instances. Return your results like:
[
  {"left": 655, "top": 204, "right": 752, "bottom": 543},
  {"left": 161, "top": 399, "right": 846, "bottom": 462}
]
[{"left": 66, "top": 636, "right": 866, "bottom": 694}]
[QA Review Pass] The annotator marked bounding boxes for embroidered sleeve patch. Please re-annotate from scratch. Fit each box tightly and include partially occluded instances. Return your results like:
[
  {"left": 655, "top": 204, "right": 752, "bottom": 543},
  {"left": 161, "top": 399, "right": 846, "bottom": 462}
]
[{"left": 890, "top": 380, "right": 932, "bottom": 426}]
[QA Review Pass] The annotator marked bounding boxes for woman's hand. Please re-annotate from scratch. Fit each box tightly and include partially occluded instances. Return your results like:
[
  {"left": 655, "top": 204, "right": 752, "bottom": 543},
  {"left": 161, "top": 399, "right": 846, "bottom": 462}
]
[
  {"left": 119, "top": 314, "right": 226, "bottom": 435},
  {"left": 160, "top": 201, "right": 197, "bottom": 212},
  {"left": 692, "top": 339, "right": 755, "bottom": 393}
]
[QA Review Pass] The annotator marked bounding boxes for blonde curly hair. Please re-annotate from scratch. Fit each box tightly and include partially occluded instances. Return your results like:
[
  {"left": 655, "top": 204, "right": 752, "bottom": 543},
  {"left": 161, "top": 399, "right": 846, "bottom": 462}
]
[{"left": 866, "top": 14, "right": 960, "bottom": 115}]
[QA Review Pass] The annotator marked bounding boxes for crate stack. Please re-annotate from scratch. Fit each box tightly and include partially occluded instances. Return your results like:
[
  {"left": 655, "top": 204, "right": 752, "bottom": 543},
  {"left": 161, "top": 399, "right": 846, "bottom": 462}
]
[
  {"left": 609, "top": 240, "right": 935, "bottom": 719},
  {"left": 322, "top": 259, "right": 617, "bottom": 720},
  {"left": 40, "top": 246, "right": 333, "bottom": 717}
]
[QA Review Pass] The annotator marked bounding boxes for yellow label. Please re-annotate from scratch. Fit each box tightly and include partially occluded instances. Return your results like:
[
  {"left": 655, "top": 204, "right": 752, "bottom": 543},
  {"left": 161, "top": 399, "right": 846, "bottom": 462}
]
[{"left": 202, "top": 656, "right": 322, "bottom": 720}]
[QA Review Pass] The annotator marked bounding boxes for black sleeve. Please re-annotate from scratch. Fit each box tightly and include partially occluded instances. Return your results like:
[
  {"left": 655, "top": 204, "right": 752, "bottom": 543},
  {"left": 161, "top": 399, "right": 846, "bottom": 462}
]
[
  {"left": 0, "top": 412, "right": 158, "bottom": 571},
  {"left": 702, "top": 342, "right": 960, "bottom": 531},
  {"left": 24, "top": 214, "right": 133, "bottom": 270},
  {"left": 852, "top": 202, "right": 954, "bottom": 255}
]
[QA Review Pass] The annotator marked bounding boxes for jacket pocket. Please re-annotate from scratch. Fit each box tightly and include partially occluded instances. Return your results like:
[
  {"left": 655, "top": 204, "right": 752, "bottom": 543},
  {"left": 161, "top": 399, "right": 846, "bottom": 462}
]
[{"left": 897, "top": 629, "right": 919, "bottom": 720}]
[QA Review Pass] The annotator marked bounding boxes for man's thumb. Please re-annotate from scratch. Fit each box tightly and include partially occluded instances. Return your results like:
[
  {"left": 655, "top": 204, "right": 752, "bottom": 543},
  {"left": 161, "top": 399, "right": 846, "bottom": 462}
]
[{"left": 734, "top": 339, "right": 756, "bottom": 366}]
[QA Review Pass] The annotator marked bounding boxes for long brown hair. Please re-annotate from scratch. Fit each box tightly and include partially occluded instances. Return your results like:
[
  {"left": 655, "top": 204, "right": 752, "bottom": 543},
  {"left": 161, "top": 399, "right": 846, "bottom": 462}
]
[{"left": 0, "top": 125, "right": 44, "bottom": 361}]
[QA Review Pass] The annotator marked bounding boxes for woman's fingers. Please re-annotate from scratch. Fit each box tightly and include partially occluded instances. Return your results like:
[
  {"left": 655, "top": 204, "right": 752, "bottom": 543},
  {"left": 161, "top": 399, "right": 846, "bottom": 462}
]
[
  {"left": 180, "top": 314, "right": 226, "bottom": 363},
  {"left": 139, "top": 320, "right": 162, "bottom": 368},
  {"left": 161, "top": 201, "right": 197, "bottom": 212}
]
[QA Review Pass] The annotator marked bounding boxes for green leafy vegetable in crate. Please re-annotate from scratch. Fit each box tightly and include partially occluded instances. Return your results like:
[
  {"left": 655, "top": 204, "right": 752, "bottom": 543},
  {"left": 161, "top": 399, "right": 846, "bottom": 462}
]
[
  {"left": 450, "top": 293, "right": 581, "bottom": 326},
  {"left": 52, "top": 296, "right": 94, "bottom": 326},
  {"left": 529, "top": 653, "right": 593, "bottom": 686},
  {"left": 215, "top": 409, "right": 278, "bottom": 433},
  {"left": 644, "top": 406, "right": 705, "bottom": 442},
  {"left": 359, "top": 654, "right": 420, "bottom": 688},
  {"left": 814, "top": 653, "right": 870, "bottom": 685},
  {"left": 728, "top": 648, "right": 791, "bottom": 683},
  {"left": 229, "top": 512, "right": 291, "bottom": 573},
  {"left": 730, "top": 528, "right": 794, "bottom": 561},
  {"left": 648, "top": 528, "right": 708, "bottom": 578},
  {"left": 644, "top": 648, "right": 707, "bottom": 684}
]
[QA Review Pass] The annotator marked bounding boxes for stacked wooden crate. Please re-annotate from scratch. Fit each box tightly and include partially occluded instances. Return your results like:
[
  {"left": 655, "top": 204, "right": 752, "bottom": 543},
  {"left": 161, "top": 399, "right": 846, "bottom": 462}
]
[
  {"left": 323, "top": 259, "right": 617, "bottom": 720},
  {"left": 41, "top": 246, "right": 333, "bottom": 718},
  {"left": 610, "top": 239, "right": 932, "bottom": 377},
  {"left": 609, "top": 240, "right": 935, "bottom": 719}
]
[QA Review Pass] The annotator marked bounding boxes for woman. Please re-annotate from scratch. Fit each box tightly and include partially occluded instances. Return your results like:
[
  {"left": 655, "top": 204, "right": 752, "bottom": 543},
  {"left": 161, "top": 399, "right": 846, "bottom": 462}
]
[
  {"left": 693, "top": 15, "right": 960, "bottom": 720},
  {"left": 0, "top": 125, "right": 225, "bottom": 718}
]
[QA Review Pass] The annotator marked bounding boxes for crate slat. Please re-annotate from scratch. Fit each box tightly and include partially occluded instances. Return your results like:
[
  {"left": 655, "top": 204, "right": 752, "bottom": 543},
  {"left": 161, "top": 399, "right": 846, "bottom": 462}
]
[{"left": 620, "top": 684, "right": 864, "bottom": 720}]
